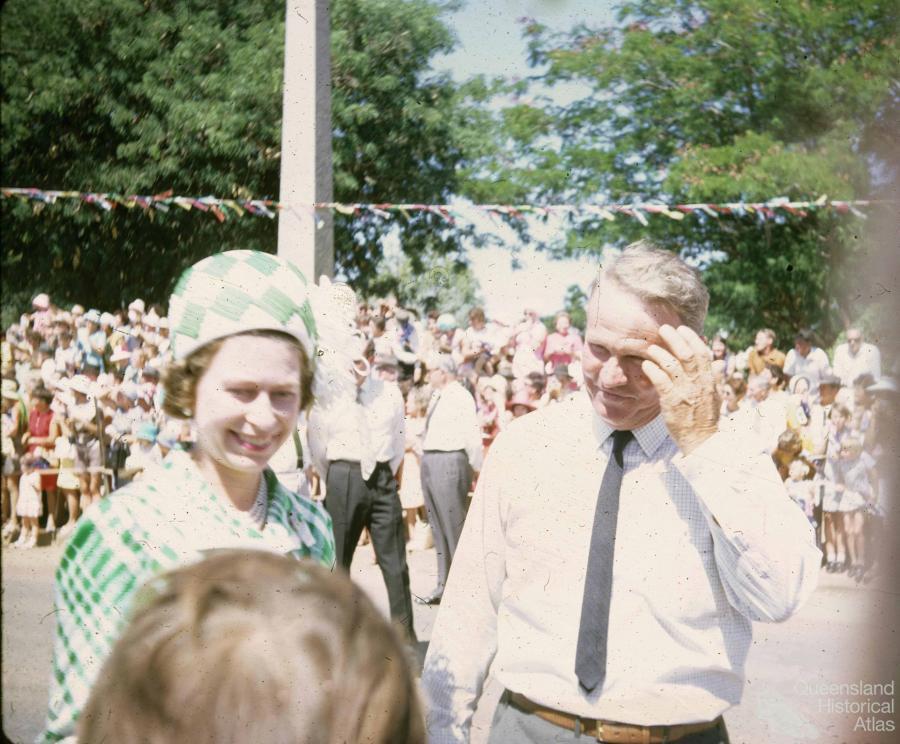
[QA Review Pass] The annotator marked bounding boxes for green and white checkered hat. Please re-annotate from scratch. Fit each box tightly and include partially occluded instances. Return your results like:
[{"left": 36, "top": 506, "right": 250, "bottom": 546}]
[{"left": 168, "top": 251, "right": 317, "bottom": 361}]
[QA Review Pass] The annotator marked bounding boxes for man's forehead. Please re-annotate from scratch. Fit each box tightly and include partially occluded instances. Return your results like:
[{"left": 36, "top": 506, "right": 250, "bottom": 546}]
[
  {"left": 585, "top": 324, "right": 660, "bottom": 354},
  {"left": 589, "top": 281, "right": 679, "bottom": 325}
]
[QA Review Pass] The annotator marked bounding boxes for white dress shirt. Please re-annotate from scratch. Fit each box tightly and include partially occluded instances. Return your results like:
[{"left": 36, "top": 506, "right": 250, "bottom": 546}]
[
  {"left": 307, "top": 376, "right": 405, "bottom": 479},
  {"left": 422, "top": 395, "right": 820, "bottom": 743},
  {"left": 358, "top": 375, "right": 406, "bottom": 474},
  {"left": 421, "top": 380, "right": 483, "bottom": 471},
  {"left": 783, "top": 347, "right": 831, "bottom": 397},
  {"left": 832, "top": 341, "right": 881, "bottom": 387}
]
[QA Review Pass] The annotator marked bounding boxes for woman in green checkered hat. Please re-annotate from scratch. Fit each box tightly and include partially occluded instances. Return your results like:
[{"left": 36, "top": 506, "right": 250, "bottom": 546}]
[{"left": 40, "top": 251, "right": 362, "bottom": 743}]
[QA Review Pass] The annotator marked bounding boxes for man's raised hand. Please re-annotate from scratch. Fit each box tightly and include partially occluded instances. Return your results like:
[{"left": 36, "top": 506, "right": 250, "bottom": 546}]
[{"left": 641, "top": 325, "right": 720, "bottom": 455}]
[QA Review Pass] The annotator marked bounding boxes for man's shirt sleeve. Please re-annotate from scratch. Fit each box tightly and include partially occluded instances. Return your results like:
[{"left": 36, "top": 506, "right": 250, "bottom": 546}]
[{"left": 672, "top": 430, "right": 821, "bottom": 623}]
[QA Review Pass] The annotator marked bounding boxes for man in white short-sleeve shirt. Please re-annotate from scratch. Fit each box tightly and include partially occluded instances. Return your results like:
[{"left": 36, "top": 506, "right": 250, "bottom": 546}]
[
  {"left": 783, "top": 329, "right": 831, "bottom": 401},
  {"left": 832, "top": 328, "right": 881, "bottom": 388}
]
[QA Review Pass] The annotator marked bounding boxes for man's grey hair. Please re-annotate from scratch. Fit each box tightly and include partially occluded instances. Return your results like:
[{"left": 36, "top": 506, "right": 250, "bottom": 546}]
[{"left": 592, "top": 240, "right": 709, "bottom": 333}]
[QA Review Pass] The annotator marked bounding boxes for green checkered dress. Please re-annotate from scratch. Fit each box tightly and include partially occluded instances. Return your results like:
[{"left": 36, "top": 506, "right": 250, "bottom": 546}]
[{"left": 39, "top": 450, "right": 335, "bottom": 743}]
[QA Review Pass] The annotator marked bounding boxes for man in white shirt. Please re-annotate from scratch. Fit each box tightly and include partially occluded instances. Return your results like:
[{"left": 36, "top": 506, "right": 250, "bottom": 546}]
[
  {"left": 422, "top": 241, "right": 820, "bottom": 744},
  {"left": 417, "top": 353, "right": 483, "bottom": 606},
  {"left": 832, "top": 327, "right": 881, "bottom": 388},
  {"left": 307, "top": 344, "right": 416, "bottom": 642},
  {"left": 783, "top": 329, "right": 831, "bottom": 400}
]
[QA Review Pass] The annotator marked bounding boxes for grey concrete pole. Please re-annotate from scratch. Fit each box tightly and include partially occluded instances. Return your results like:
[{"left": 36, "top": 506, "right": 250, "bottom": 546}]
[{"left": 277, "top": 0, "right": 334, "bottom": 280}]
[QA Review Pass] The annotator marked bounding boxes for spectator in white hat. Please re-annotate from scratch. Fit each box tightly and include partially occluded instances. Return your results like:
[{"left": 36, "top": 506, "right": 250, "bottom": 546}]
[
  {"left": 833, "top": 327, "right": 882, "bottom": 388},
  {"left": 156, "top": 316, "right": 171, "bottom": 355},
  {"left": 77, "top": 309, "right": 106, "bottom": 372},
  {"left": 31, "top": 293, "right": 53, "bottom": 334},
  {"left": 415, "top": 352, "right": 482, "bottom": 606},
  {"left": 2, "top": 379, "right": 27, "bottom": 539}
]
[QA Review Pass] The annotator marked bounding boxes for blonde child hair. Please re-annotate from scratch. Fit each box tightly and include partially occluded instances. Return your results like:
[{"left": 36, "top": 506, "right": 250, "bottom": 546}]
[
  {"left": 788, "top": 459, "right": 809, "bottom": 481},
  {"left": 78, "top": 549, "right": 424, "bottom": 744}
]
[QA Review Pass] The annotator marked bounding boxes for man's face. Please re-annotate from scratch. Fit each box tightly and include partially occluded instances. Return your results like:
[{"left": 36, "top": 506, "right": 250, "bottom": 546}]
[
  {"left": 428, "top": 367, "right": 447, "bottom": 389},
  {"left": 847, "top": 331, "right": 862, "bottom": 355},
  {"left": 556, "top": 315, "right": 570, "bottom": 334},
  {"left": 754, "top": 331, "right": 771, "bottom": 353},
  {"left": 794, "top": 338, "right": 811, "bottom": 357},
  {"left": 749, "top": 379, "right": 770, "bottom": 402},
  {"left": 830, "top": 408, "right": 847, "bottom": 429},
  {"left": 581, "top": 282, "right": 681, "bottom": 430}
]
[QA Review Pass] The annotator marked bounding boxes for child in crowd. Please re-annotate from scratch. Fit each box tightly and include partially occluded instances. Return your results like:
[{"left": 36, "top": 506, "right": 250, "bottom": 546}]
[
  {"left": 829, "top": 436, "right": 876, "bottom": 580},
  {"left": 401, "top": 387, "right": 430, "bottom": 549},
  {"left": 53, "top": 433, "right": 81, "bottom": 539},
  {"left": 826, "top": 403, "right": 853, "bottom": 457},
  {"left": 124, "top": 420, "right": 162, "bottom": 479},
  {"left": 14, "top": 451, "right": 43, "bottom": 549},
  {"left": 78, "top": 550, "right": 424, "bottom": 744},
  {"left": 785, "top": 459, "right": 816, "bottom": 526},
  {"left": 771, "top": 429, "right": 814, "bottom": 481}
]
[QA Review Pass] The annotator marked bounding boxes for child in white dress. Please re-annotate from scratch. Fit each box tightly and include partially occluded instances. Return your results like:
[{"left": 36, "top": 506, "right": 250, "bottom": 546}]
[
  {"left": 14, "top": 452, "right": 43, "bottom": 549},
  {"left": 400, "top": 389, "right": 430, "bottom": 549}
]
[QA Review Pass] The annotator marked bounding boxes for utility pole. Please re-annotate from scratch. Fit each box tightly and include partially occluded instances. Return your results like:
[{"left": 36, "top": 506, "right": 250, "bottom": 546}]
[{"left": 277, "top": 0, "right": 334, "bottom": 280}]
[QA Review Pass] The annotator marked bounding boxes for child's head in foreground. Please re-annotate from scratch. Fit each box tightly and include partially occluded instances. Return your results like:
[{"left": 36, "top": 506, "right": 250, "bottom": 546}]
[{"left": 78, "top": 550, "right": 425, "bottom": 744}]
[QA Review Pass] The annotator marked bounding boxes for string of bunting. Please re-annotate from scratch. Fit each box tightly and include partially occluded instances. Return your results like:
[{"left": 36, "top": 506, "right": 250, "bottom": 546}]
[{"left": 2, "top": 186, "right": 886, "bottom": 224}]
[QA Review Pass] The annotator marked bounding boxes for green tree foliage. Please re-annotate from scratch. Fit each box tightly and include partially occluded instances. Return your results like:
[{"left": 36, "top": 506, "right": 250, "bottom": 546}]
[
  {"left": 465, "top": 0, "right": 898, "bottom": 350},
  {"left": 371, "top": 244, "right": 483, "bottom": 323},
  {"left": 562, "top": 283, "right": 588, "bottom": 332},
  {"left": 1, "top": 0, "right": 470, "bottom": 324}
]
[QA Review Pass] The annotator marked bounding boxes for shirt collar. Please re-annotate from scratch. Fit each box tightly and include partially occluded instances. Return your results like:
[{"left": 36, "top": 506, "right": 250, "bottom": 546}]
[
  {"left": 163, "top": 449, "right": 271, "bottom": 529},
  {"left": 591, "top": 410, "right": 669, "bottom": 457}
]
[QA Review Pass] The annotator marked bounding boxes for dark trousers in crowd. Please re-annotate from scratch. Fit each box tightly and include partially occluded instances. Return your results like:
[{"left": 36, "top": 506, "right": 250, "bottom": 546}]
[
  {"left": 420, "top": 450, "right": 471, "bottom": 599},
  {"left": 487, "top": 691, "right": 730, "bottom": 744},
  {"left": 325, "top": 459, "right": 416, "bottom": 641}
]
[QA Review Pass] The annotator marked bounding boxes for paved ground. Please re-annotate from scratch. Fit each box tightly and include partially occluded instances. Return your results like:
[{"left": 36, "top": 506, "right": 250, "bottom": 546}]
[{"left": 3, "top": 533, "right": 897, "bottom": 743}]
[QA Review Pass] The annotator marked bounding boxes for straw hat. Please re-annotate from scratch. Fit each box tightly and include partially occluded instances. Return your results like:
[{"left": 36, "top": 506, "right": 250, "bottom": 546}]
[{"left": 1, "top": 379, "right": 19, "bottom": 400}]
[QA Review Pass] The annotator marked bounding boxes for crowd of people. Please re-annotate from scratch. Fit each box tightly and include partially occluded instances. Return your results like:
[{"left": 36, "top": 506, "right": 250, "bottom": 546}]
[
  {"left": 1, "top": 245, "right": 895, "bottom": 744},
  {"left": 2, "top": 295, "right": 186, "bottom": 548},
  {"left": 713, "top": 326, "right": 892, "bottom": 582},
  {"left": 1, "top": 289, "right": 894, "bottom": 586}
]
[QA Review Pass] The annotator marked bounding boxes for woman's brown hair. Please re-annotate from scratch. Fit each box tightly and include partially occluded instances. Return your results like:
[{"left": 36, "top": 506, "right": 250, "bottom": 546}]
[
  {"left": 161, "top": 330, "right": 314, "bottom": 418},
  {"left": 78, "top": 550, "right": 425, "bottom": 744}
]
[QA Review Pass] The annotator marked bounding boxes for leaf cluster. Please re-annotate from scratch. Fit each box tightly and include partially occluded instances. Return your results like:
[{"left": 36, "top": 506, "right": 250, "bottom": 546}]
[
  {"left": 468, "top": 0, "right": 899, "bottom": 349},
  {"left": 1, "top": 0, "right": 473, "bottom": 321}
]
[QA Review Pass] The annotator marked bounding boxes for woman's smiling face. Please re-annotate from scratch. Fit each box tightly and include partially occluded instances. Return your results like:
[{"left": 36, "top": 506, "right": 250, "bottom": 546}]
[{"left": 192, "top": 334, "right": 302, "bottom": 478}]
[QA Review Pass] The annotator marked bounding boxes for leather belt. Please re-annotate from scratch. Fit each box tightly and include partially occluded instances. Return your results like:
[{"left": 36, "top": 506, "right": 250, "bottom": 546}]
[{"left": 507, "top": 691, "right": 722, "bottom": 743}]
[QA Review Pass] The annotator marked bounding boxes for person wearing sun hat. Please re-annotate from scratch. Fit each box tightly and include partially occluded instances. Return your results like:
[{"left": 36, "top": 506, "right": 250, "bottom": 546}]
[
  {"left": 40, "top": 250, "right": 359, "bottom": 744},
  {"left": 76, "top": 309, "right": 107, "bottom": 372},
  {"left": 2, "top": 379, "right": 28, "bottom": 539},
  {"left": 31, "top": 293, "right": 54, "bottom": 334}
]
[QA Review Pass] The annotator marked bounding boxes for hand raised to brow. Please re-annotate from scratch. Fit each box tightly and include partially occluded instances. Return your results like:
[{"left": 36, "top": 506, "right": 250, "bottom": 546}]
[{"left": 641, "top": 325, "right": 720, "bottom": 455}]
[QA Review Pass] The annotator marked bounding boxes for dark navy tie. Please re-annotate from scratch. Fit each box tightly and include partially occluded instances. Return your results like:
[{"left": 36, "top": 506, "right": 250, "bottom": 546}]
[{"left": 575, "top": 429, "right": 633, "bottom": 693}]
